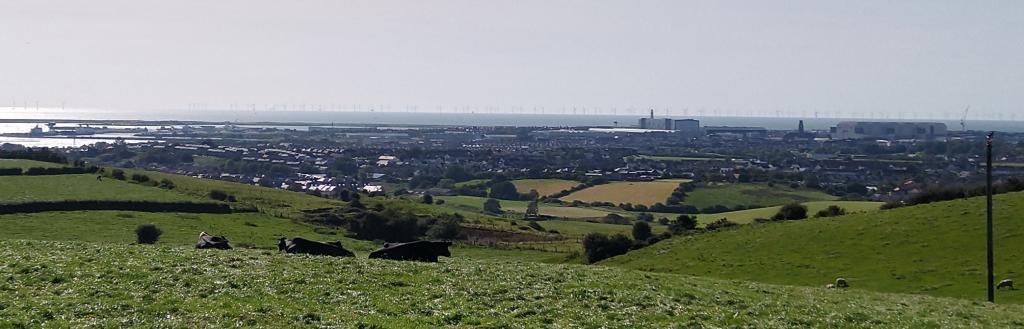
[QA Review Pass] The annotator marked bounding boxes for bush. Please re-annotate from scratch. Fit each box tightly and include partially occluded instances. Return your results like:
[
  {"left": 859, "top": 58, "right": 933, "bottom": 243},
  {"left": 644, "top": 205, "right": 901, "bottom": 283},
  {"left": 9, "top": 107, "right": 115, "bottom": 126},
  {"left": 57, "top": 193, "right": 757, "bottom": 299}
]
[
  {"left": 601, "top": 213, "right": 630, "bottom": 225},
  {"left": 209, "top": 190, "right": 230, "bottom": 201},
  {"left": 421, "top": 193, "right": 434, "bottom": 204},
  {"left": 131, "top": 173, "right": 150, "bottom": 183},
  {"left": 158, "top": 179, "right": 175, "bottom": 189},
  {"left": 135, "top": 224, "right": 162, "bottom": 244},
  {"left": 772, "top": 203, "right": 808, "bottom": 220},
  {"left": 434, "top": 199, "right": 445, "bottom": 205},
  {"left": 669, "top": 215, "right": 699, "bottom": 234},
  {"left": 815, "top": 205, "right": 847, "bottom": 218},
  {"left": 483, "top": 198, "right": 502, "bottom": 214},
  {"left": 632, "top": 221, "right": 652, "bottom": 240},
  {"left": 111, "top": 169, "right": 126, "bottom": 180},
  {"left": 705, "top": 218, "right": 738, "bottom": 231},
  {"left": 582, "top": 233, "right": 632, "bottom": 264},
  {"left": 0, "top": 168, "right": 22, "bottom": 176},
  {"left": 527, "top": 220, "right": 545, "bottom": 232}
]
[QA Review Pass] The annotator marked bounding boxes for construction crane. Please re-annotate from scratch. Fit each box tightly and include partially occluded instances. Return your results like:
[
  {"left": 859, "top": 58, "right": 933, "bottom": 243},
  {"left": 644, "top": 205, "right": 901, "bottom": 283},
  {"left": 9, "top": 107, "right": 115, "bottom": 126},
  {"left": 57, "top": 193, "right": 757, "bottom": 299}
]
[{"left": 960, "top": 106, "right": 970, "bottom": 131}]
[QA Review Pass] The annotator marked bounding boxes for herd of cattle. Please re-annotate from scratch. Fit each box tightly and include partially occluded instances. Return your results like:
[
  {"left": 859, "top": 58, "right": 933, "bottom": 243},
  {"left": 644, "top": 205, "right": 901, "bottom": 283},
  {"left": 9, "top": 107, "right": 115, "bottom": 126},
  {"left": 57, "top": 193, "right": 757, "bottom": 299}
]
[{"left": 194, "top": 232, "right": 452, "bottom": 262}]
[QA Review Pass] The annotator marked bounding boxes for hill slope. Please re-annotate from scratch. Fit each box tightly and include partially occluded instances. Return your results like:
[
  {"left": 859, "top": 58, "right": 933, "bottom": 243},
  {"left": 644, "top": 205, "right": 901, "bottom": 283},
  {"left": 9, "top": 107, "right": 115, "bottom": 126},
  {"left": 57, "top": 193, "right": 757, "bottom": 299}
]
[
  {"left": 2, "top": 240, "right": 1022, "bottom": 328},
  {"left": 602, "top": 192, "right": 1024, "bottom": 303}
]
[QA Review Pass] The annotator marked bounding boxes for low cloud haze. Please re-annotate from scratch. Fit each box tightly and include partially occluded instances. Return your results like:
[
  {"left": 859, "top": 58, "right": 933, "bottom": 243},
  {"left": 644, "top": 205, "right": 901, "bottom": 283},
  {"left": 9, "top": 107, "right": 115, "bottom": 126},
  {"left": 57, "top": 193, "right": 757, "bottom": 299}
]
[{"left": 0, "top": 1, "right": 1021, "bottom": 119}]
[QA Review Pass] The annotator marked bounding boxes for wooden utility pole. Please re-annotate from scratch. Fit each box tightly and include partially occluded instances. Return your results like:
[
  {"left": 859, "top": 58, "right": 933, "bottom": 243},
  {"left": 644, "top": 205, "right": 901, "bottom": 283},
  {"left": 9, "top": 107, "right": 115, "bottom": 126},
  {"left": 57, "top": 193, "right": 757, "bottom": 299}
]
[{"left": 986, "top": 132, "right": 995, "bottom": 303}]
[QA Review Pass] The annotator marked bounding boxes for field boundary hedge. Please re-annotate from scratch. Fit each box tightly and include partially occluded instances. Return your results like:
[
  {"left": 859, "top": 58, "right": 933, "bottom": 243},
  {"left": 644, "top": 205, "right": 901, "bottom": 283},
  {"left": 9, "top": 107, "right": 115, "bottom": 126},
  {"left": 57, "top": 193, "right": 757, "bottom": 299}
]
[{"left": 0, "top": 200, "right": 235, "bottom": 214}]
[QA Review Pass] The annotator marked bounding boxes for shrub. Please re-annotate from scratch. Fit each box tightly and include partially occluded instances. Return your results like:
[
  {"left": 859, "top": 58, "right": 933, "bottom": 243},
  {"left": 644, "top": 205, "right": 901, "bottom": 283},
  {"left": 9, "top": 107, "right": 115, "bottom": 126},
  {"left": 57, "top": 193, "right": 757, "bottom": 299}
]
[
  {"left": 111, "top": 169, "right": 126, "bottom": 180},
  {"left": 209, "top": 190, "right": 229, "bottom": 201},
  {"left": 158, "top": 179, "right": 176, "bottom": 189},
  {"left": 131, "top": 174, "right": 150, "bottom": 183},
  {"left": 669, "top": 215, "right": 699, "bottom": 234},
  {"left": 772, "top": 203, "right": 808, "bottom": 220},
  {"left": 705, "top": 218, "right": 738, "bottom": 231},
  {"left": 434, "top": 199, "right": 446, "bottom": 205},
  {"left": 483, "top": 198, "right": 502, "bottom": 214},
  {"left": 135, "top": 224, "right": 162, "bottom": 244},
  {"left": 582, "top": 233, "right": 632, "bottom": 264},
  {"left": 421, "top": 193, "right": 434, "bottom": 204},
  {"left": 601, "top": 213, "right": 630, "bottom": 225},
  {"left": 632, "top": 221, "right": 652, "bottom": 240},
  {"left": 815, "top": 205, "right": 847, "bottom": 218}
]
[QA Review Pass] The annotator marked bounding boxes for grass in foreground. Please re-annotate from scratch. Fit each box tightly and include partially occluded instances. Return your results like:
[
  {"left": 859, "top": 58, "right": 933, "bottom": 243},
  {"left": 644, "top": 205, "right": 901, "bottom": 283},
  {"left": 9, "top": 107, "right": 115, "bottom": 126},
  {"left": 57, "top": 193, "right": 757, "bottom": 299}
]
[
  {"left": 603, "top": 192, "right": 1024, "bottom": 303},
  {"left": 2, "top": 240, "right": 1022, "bottom": 328},
  {"left": 560, "top": 179, "right": 690, "bottom": 206}
]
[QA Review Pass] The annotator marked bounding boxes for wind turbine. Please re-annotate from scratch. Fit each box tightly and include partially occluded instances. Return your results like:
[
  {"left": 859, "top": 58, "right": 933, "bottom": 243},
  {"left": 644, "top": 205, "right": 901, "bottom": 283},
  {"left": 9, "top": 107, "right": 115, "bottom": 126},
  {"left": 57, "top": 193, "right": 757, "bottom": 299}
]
[{"left": 960, "top": 106, "right": 970, "bottom": 132}]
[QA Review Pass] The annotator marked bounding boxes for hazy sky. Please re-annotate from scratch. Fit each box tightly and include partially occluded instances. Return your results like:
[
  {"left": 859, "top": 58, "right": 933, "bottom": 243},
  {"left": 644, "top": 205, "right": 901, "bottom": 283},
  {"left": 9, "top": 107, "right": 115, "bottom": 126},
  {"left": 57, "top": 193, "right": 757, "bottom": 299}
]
[{"left": 1, "top": 1, "right": 1021, "bottom": 119}]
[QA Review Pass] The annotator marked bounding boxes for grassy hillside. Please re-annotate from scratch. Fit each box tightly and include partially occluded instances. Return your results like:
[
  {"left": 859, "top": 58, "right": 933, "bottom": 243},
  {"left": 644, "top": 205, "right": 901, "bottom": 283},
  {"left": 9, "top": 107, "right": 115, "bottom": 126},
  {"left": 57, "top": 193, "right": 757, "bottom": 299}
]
[
  {"left": 561, "top": 179, "right": 690, "bottom": 206},
  {"left": 2, "top": 240, "right": 1022, "bottom": 328},
  {"left": 511, "top": 179, "right": 578, "bottom": 197},
  {"left": 683, "top": 183, "right": 838, "bottom": 209},
  {"left": 694, "top": 201, "right": 883, "bottom": 224},
  {"left": 603, "top": 192, "right": 1024, "bottom": 303},
  {"left": 0, "top": 174, "right": 201, "bottom": 203},
  {"left": 437, "top": 195, "right": 614, "bottom": 219},
  {"left": 0, "top": 159, "right": 67, "bottom": 169}
]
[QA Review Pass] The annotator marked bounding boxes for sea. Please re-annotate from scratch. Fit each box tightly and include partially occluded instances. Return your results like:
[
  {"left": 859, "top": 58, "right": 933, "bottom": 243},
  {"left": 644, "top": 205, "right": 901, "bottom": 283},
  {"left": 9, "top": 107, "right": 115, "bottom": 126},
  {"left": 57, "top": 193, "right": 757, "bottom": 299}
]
[{"left": 1, "top": 108, "right": 1022, "bottom": 148}]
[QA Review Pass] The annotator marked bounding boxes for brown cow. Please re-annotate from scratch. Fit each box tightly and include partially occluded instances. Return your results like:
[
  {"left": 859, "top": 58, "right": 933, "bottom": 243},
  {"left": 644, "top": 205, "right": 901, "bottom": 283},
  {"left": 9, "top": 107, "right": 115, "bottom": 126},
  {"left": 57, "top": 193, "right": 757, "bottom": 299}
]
[{"left": 368, "top": 240, "right": 452, "bottom": 262}]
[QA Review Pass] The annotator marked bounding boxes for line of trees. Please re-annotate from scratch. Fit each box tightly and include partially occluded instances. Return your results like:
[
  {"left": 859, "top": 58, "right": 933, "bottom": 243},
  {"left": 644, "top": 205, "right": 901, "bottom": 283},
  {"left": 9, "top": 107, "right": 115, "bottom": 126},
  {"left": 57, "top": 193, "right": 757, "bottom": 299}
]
[
  {"left": 882, "top": 177, "right": 1024, "bottom": 209},
  {"left": 0, "top": 200, "right": 233, "bottom": 214}
]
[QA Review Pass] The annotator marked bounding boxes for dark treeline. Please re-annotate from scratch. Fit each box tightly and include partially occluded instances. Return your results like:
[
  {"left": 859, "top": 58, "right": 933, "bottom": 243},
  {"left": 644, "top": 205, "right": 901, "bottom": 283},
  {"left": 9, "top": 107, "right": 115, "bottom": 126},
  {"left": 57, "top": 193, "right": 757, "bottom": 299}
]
[
  {"left": 23, "top": 166, "right": 99, "bottom": 176},
  {"left": 304, "top": 200, "right": 462, "bottom": 242},
  {"left": 0, "top": 148, "right": 68, "bottom": 164},
  {"left": 883, "top": 177, "right": 1024, "bottom": 209},
  {"left": 0, "top": 201, "right": 233, "bottom": 214}
]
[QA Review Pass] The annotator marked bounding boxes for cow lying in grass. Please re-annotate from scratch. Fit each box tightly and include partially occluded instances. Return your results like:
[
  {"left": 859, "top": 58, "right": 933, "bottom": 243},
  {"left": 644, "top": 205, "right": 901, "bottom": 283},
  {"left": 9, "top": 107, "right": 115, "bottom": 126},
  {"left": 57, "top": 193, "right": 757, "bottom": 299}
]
[
  {"left": 368, "top": 240, "right": 452, "bottom": 262},
  {"left": 278, "top": 237, "right": 354, "bottom": 257},
  {"left": 997, "top": 279, "right": 1014, "bottom": 290},
  {"left": 195, "top": 232, "right": 232, "bottom": 250}
]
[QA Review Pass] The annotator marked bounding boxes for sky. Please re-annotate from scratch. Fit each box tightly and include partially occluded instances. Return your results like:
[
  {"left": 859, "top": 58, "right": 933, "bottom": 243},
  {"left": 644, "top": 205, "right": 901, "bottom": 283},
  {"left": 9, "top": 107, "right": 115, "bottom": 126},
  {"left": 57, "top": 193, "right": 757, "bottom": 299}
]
[{"left": 0, "top": 0, "right": 1021, "bottom": 120}]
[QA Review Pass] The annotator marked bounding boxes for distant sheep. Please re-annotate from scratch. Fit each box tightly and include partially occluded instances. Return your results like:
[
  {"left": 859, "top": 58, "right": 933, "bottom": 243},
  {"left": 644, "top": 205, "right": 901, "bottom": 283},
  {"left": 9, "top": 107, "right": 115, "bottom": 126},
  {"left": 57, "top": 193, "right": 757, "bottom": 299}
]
[
  {"left": 997, "top": 279, "right": 1014, "bottom": 290},
  {"left": 825, "top": 284, "right": 836, "bottom": 289}
]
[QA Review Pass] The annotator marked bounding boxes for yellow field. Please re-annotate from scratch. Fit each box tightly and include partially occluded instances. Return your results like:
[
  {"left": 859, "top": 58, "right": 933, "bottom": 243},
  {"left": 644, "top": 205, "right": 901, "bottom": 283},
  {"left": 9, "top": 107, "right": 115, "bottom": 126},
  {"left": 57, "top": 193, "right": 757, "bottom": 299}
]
[
  {"left": 512, "top": 179, "right": 579, "bottom": 197},
  {"left": 560, "top": 179, "right": 690, "bottom": 206}
]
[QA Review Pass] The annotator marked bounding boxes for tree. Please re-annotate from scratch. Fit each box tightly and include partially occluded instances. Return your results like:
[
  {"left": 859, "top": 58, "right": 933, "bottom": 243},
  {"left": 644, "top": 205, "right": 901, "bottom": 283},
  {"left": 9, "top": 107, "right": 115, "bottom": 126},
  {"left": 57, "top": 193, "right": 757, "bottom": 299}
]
[
  {"left": 670, "top": 215, "right": 698, "bottom": 234},
  {"left": 421, "top": 193, "right": 434, "bottom": 204},
  {"left": 772, "top": 203, "right": 808, "bottom": 220},
  {"left": 632, "top": 221, "right": 653, "bottom": 241},
  {"left": 488, "top": 181, "right": 520, "bottom": 200},
  {"left": 444, "top": 165, "right": 473, "bottom": 182},
  {"left": 483, "top": 198, "right": 502, "bottom": 214},
  {"left": 525, "top": 200, "right": 539, "bottom": 219},
  {"left": 582, "top": 233, "right": 633, "bottom": 264},
  {"left": 135, "top": 224, "right": 162, "bottom": 244}
]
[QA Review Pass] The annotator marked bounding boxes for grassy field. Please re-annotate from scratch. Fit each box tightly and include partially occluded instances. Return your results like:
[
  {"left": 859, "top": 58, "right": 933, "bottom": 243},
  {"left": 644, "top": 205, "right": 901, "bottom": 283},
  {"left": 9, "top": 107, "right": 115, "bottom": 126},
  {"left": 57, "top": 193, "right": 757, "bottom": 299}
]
[
  {"left": 561, "top": 179, "right": 690, "bottom": 206},
  {"left": 539, "top": 219, "right": 666, "bottom": 237},
  {"left": 2, "top": 240, "right": 1022, "bottom": 327},
  {"left": 0, "top": 211, "right": 375, "bottom": 251},
  {"left": 603, "top": 192, "right": 1024, "bottom": 303},
  {"left": 453, "top": 179, "right": 489, "bottom": 188},
  {"left": 0, "top": 159, "right": 67, "bottom": 169},
  {"left": 511, "top": 179, "right": 578, "bottom": 197},
  {"left": 683, "top": 183, "right": 838, "bottom": 209},
  {"left": 694, "top": 201, "right": 883, "bottom": 225},
  {"left": 0, "top": 174, "right": 202, "bottom": 203}
]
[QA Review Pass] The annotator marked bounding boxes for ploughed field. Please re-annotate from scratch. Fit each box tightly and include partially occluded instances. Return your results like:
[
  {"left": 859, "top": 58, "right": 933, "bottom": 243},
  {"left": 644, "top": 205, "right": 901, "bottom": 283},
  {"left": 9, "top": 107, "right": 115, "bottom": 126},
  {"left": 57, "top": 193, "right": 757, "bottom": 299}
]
[
  {"left": 603, "top": 192, "right": 1024, "bottom": 303},
  {"left": 559, "top": 179, "right": 690, "bottom": 206},
  {"left": 2, "top": 240, "right": 1022, "bottom": 328}
]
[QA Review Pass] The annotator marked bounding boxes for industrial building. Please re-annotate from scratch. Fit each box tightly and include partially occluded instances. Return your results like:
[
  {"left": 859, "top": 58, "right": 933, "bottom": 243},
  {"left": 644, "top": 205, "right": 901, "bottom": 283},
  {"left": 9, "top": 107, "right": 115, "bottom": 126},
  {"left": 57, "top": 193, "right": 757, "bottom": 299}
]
[
  {"left": 829, "top": 121, "right": 947, "bottom": 140},
  {"left": 636, "top": 111, "right": 701, "bottom": 138}
]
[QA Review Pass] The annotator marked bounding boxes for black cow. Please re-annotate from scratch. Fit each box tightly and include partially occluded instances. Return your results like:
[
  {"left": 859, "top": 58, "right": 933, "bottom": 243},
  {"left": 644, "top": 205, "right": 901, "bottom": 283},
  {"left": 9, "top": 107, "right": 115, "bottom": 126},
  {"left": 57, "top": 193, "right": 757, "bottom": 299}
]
[
  {"left": 195, "top": 232, "right": 232, "bottom": 250},
  {"left": 278, "top": 237, "right": 354, "bottom": 257},
  {"left": 368, "top": 240, "right": 452, "bottom": 262}
]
